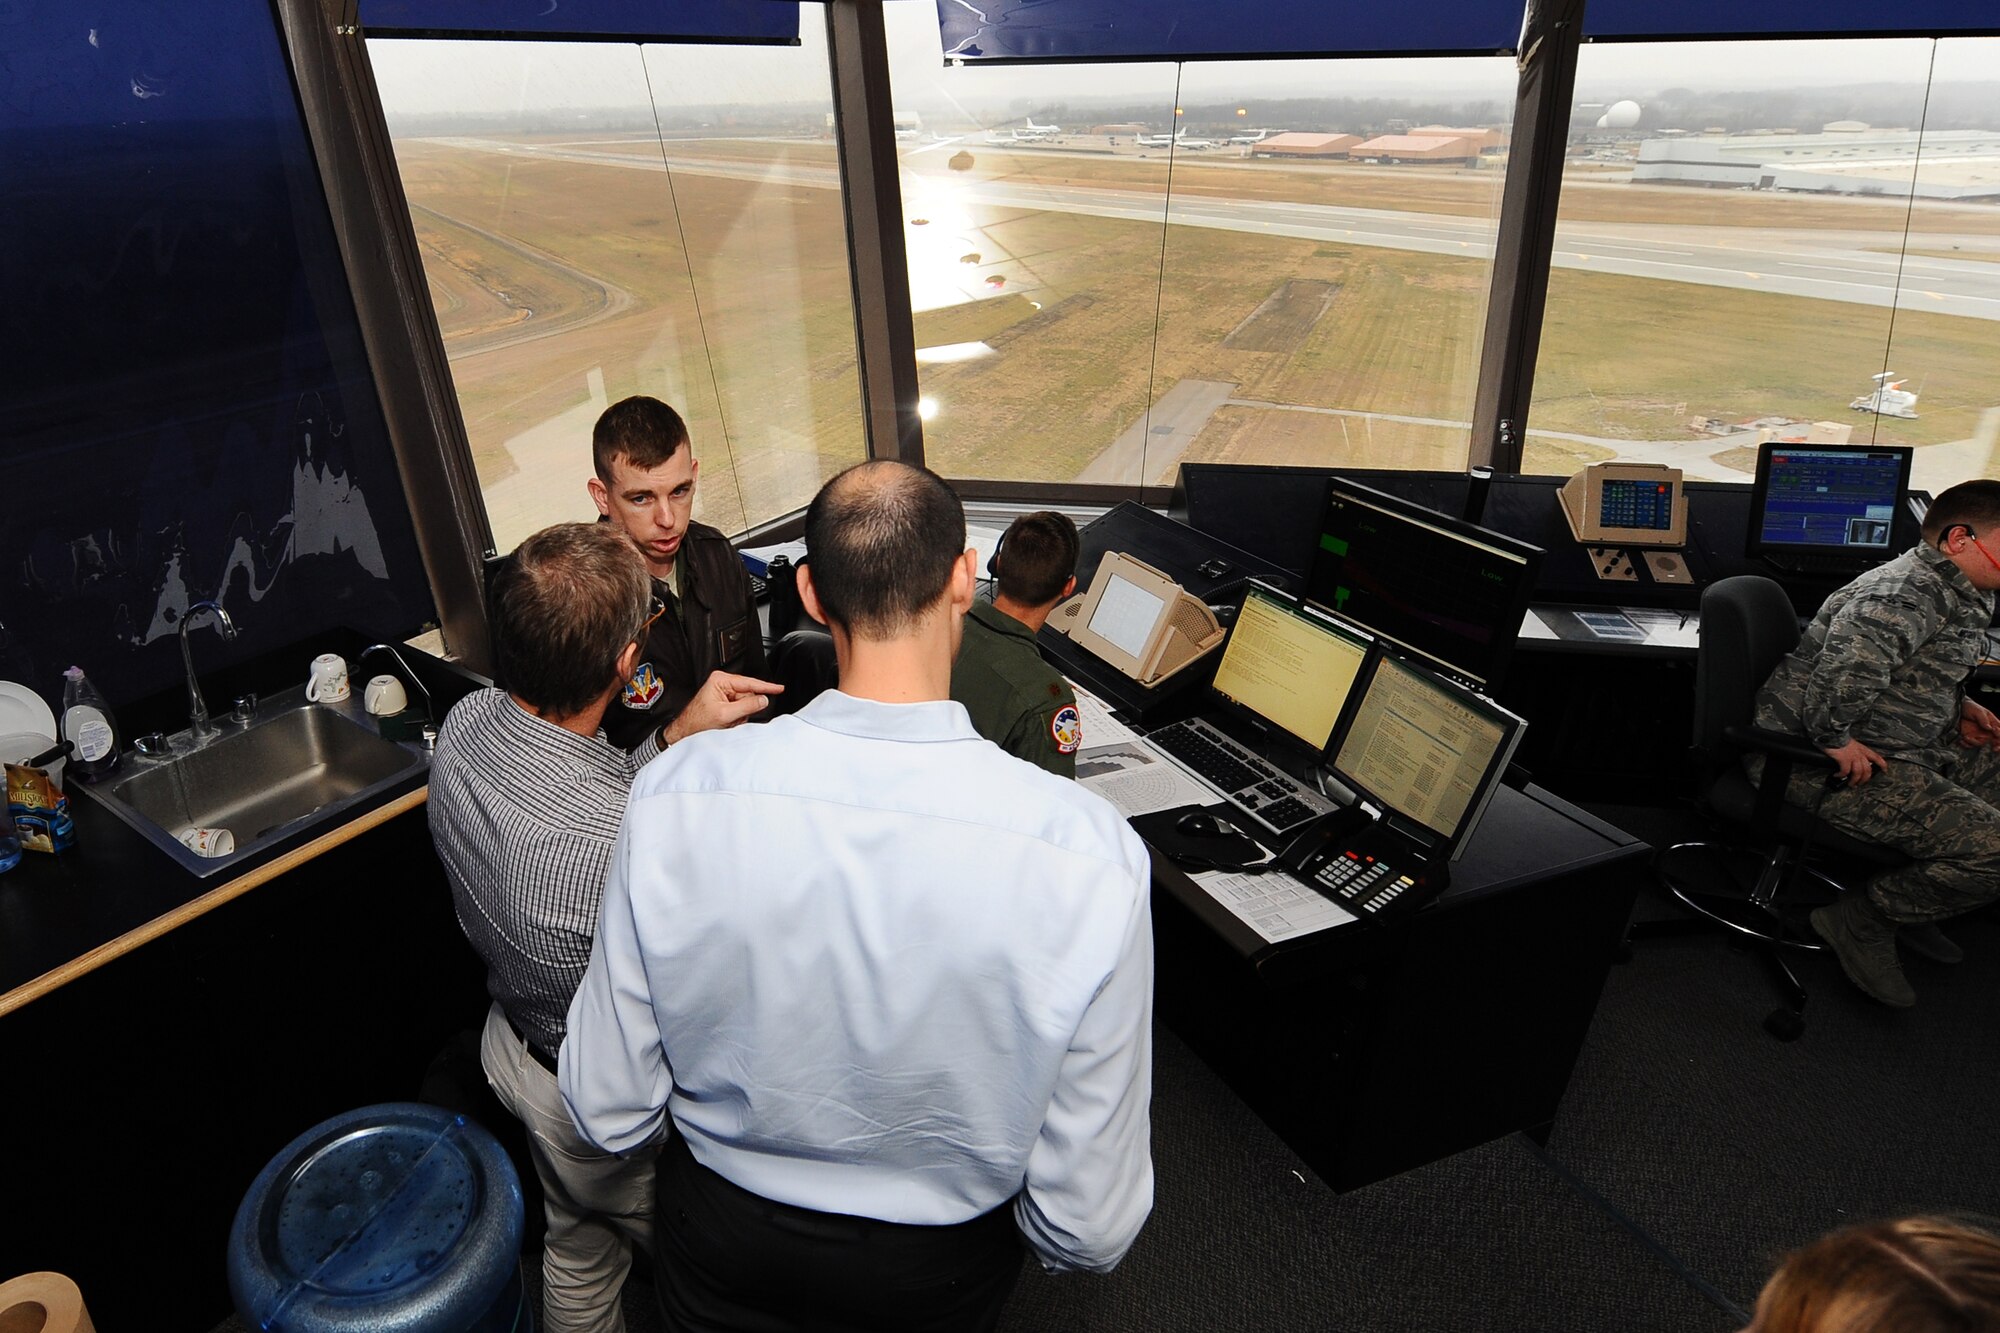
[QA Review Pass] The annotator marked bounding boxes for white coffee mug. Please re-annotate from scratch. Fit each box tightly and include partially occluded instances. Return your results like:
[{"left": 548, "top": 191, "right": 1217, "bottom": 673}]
[
  {"left": 306, "top": 653, "right": 350, "bottom": 703},
  {"left": 364, "top": 674, "right": 409, "bottom": 716},
  {"left": 180, "top": 827, "right": 236, "bottom": 858}
]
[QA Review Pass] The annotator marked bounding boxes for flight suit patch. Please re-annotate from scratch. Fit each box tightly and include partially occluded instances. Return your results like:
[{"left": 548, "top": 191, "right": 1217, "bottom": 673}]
[
  {"left": 622, "top": 661, "right": 663, "bottom": 708},
  {"left": 1051, "top": 704, "right": 1082, "bottom": 754}
]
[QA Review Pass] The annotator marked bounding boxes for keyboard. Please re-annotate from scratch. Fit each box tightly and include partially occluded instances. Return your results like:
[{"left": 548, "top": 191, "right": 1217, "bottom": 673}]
[
  {"left": 1145, "top": 717, "right": 1337, "bottom": 839},
  {"left": 1768, "top": 552, "right": 1878, "bottom": 578},
  {"left": 747, "top": 573, "right": 769, "bottom": 602}
]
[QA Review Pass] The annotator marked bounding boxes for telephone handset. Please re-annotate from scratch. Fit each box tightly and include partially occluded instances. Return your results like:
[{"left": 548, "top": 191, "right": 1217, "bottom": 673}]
[{"left": 1052, "top": 551, "right": 1225, "bottom": 688}]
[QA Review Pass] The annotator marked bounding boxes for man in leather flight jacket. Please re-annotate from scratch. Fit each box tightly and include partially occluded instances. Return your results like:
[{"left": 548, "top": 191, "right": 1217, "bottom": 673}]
[{"left": 588, "top": 396, "right": 770, "bottom": 751}]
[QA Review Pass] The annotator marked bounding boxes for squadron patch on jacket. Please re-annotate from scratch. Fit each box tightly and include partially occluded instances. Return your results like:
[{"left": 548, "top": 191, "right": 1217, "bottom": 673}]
[
  {"left": 621, "top": 661, "right": 663, "bottom": 708},
  {"left": 1051, "top": 704, "right": 1082, "bottom": 754}
]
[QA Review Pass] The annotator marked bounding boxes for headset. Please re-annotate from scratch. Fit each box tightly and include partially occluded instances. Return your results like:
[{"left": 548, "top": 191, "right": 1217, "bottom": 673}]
[{"left": 987, "top": 512, "right": 1079, "bottom": 605}]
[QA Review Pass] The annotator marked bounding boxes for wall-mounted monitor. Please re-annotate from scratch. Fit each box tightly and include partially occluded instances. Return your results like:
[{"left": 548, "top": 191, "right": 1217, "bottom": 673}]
[
  {"left": 1304, "top": 477, "right": 1543, "bottom": 693},
  {"left": 1747, "top": 443, "right": 1912, "bottom": 562}
]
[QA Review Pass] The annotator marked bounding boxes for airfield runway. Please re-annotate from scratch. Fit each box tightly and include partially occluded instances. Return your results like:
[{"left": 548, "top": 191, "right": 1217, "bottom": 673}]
[{"left": 426, "top": 135, "right": 2000, "bottom": 322}]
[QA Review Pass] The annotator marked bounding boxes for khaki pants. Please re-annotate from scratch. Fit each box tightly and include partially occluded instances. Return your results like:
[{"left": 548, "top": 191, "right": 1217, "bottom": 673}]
[{"left": 480, "top": 1002, "right": 658, "bottom": 1333}]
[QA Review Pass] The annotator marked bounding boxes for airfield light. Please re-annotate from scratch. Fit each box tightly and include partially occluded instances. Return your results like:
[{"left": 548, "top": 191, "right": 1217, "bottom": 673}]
[
  {"left": 1175, "top": 107, "right": 1184, "bottom": 117},
  {"left": 1237, "top": 108, "right": 1247, "bottom": 117}
]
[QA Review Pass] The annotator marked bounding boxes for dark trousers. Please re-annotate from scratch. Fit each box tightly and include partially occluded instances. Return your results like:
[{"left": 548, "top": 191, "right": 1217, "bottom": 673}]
[{"left": 651, "top": 1133, "right": 1025, "bottom": 1333}]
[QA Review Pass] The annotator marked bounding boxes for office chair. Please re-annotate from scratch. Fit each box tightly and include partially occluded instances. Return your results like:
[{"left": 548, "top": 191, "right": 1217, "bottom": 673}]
[{"left": 1652, "top": 574, "right": 1906, "bottom": 1041}]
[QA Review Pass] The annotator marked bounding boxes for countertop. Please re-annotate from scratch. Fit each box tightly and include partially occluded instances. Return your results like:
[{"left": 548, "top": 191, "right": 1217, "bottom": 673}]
[{"left": 0, "top": 629, "right": 483, "bottom": 1016}]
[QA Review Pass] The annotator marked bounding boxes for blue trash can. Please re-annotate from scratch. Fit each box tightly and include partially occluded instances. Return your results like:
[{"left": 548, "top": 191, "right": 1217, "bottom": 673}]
[{"left": 228, "top": 1102, "right": 531, "bottom": 1332}]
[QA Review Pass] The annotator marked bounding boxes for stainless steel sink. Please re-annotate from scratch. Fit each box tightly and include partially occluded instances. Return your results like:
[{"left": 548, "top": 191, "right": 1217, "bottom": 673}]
[{"left": 78, "top": 688, "right": 430, "bottom": 877}]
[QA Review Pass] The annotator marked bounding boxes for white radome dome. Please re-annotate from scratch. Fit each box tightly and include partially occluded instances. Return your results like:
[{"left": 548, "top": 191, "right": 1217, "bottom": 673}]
[{"left": 1597, "top": 100, "right": 1642, "bottom": 129}]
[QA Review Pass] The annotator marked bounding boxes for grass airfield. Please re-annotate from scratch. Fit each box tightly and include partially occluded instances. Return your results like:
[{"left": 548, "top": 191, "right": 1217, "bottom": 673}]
[{"left": 389, "top": 132, "right": 2000, "bottom": 541}]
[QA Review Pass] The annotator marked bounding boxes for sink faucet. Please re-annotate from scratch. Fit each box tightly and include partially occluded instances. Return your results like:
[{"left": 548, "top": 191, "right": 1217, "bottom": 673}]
[
  {"left": 179, "top": 600, "right": 239, "bottom": 740},
  {"left": 359, "top": 643, "right": 438, "bottom": 748}
]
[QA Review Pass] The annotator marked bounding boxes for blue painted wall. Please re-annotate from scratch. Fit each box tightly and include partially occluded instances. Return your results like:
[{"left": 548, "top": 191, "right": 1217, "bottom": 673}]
[{"left": 0, "top": 3, "right": 435, "bottom": 723}]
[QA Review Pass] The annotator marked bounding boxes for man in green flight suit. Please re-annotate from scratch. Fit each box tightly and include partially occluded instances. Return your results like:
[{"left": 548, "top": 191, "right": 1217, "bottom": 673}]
[{"left": 952, "top": 511, "right": 1084, "bottom": 777}]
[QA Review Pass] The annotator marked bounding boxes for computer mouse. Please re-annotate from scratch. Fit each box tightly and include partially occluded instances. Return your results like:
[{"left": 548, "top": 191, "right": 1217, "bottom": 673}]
[{"left": 1177, "top": 810, "right": 1229, "bottom": 838}]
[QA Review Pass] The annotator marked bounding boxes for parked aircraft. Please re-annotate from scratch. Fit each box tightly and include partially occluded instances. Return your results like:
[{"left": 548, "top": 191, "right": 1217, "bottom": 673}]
[
  {"left": 1228, "top": 128, "right": 1275, "bottom": 144},
  {"left": 1136, "top": 127, "right": 1217, "bottom": 150},
  {"left": 983, "top": 117, "right": 1062, "bottom": 144}
]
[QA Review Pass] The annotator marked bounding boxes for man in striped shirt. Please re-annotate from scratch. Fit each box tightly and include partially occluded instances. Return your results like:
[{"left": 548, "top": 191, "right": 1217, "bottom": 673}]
[{"left": 429, "top": 522, "right": 778, "bottom": 1333}]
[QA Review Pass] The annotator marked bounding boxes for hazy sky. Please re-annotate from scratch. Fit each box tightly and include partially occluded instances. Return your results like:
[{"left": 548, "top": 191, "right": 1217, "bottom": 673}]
[{"left": 365, "top": 7, "right": 1998, "bottom": 120}]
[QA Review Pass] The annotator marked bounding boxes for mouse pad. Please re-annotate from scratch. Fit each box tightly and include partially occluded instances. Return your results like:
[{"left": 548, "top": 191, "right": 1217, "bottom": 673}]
[{"left": 1131, "top": 803, "right": 1272, "bottom": 872}]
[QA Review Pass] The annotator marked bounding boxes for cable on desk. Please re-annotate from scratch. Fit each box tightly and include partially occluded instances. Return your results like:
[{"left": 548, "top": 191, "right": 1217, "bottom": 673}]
[{"left": 1513, "top": 1133, "right": 1751, "bottom": 1324}]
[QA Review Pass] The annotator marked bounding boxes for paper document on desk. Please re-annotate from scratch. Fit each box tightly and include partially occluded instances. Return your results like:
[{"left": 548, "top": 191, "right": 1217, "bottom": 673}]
[
  {"left": 1069, "top": 681, "right": 1140, "bottom": 749},
  {"left": 1076, "top": 739, "right": 1213, "bottom": 818},
  {"left": 1191, "top": 868, "right": 1356, "bottom": 943},
  {"left": 1620, "top": 606, "right": 1700, "bottom": 650},
  {"left": 1519, "top": 609, "right": 1558, "bottom": 641},
  {"left": 737, "top": 539, "right": 807, "bottom": 578},
  {"left": 967, "top": 523, "right": 1006, "bottom": 580}
]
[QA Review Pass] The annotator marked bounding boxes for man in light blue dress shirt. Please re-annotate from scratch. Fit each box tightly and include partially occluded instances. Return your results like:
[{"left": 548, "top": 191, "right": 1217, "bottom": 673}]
[{"left": 561, "top": 460, "right": 1155, "bottom": 1330}]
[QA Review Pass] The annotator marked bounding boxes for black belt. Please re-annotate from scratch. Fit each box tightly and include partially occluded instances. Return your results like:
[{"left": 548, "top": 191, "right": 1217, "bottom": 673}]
[{"left": 505, "top": 1013, "right": 561, "bottom": 1077}]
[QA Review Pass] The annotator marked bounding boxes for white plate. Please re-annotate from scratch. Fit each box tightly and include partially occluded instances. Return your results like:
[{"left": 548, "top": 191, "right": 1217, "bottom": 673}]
[
  {"left": 0, "top": 730, "right": 65, "bottom": 789},
  {"left": 0, "top": 680, "right": 57, "bottom": 741}
]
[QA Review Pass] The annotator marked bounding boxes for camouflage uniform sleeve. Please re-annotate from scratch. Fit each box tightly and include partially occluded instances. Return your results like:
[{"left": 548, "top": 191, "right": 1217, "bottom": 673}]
[{"left": 1799, "top": 574, "right": 1951, "bottom": 750}]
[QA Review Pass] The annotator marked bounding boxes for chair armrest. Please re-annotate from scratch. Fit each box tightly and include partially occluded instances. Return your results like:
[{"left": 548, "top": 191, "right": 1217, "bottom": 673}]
[{"left": 1723, "top": 725, "right": 1835, "bottom": 768}]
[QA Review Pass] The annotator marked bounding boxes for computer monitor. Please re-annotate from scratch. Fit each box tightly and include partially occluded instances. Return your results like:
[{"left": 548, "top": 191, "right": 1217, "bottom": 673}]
[
  {"left": 1063, "top": 550, "right": 1225, "bottom": 687},
  {"left": 1331, "top": 653, "right": 1525, "bottom": 861},
  {"left": 1558, "top": 462, "right": 1688, "bottom": 548},
  {"left": 1208, "top": 581, "right": 1373, "bottom": 755},
  {"left": 1176, "top": 463, "right": 1470, "bottom": 582},
  {"left": 1748, "top": 443, "right": 1913, "bottom": 561},
  {"left": 1304, "top": 477, "right": 1543, "bottom": 691}
]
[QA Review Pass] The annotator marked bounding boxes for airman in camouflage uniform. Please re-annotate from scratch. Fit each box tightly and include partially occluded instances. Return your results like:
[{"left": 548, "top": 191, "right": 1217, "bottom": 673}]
[
  {"left": 951, "top": 511, "right": 1083, "bottom": 778},
  {"left": 1753, "top": 479, "right": 2000, "bottom": 1007}
]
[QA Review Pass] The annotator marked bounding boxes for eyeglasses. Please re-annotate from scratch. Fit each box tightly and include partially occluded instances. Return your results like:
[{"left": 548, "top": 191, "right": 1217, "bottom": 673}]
[{"left": 637, "top": 594, "right": 668, "bottom": 638}]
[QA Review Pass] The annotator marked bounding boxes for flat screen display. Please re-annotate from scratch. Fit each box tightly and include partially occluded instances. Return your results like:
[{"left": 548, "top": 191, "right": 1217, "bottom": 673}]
[
  {"left": 1304, "top": 478, "right": 1542, "bottom": 690},
  {"left": 1334, "top": 655, "right": 1512, "bottom": 843},
  {"left": 1088, "top": 573, "right": 1165, "bottom": 660},
  {"left": 1599, "top": 478, "right": 1676, "bottom": 532},
  {"left": 1210, "top": 584, "right": 1371, "bottom": 751},
  {"left": 1750, "top": 444, "right": 1911, "bottom": 555}
]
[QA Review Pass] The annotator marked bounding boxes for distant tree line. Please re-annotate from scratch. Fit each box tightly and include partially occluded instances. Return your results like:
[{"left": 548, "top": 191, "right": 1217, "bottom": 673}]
[{"left": 1572, "top": 81, "right": 2000, "bottom": 133}]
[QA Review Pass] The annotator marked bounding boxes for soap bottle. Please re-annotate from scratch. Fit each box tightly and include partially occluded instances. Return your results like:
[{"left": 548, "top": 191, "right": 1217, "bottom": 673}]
[{"left": 61, "top": 666, "right": 122, "bottom": 783}]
